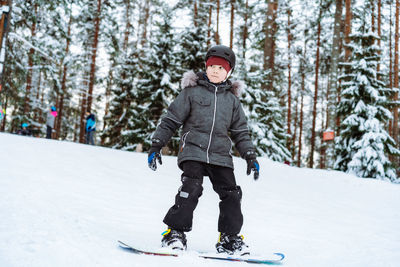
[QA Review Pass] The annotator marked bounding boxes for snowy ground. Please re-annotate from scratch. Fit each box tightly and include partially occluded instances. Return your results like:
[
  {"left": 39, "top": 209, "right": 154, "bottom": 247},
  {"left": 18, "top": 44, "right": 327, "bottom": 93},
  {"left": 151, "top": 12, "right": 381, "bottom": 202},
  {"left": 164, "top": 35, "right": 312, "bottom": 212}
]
[{"left": 0, "top": 132, "right": 399, "bottom": 267}]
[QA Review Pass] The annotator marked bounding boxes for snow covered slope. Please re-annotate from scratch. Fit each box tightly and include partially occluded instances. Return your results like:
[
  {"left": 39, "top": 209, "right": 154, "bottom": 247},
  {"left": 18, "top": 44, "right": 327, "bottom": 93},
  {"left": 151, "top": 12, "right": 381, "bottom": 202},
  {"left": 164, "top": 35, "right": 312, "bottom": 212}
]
[{"left": 0, "top": 132, "right": 399, "bottom": 267}]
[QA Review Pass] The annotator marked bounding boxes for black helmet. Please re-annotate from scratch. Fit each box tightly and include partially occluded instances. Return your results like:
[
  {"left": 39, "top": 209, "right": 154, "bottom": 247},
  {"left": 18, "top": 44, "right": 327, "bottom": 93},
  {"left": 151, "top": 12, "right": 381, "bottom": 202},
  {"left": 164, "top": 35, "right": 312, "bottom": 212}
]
[{"left": 205, "top": 45, "right": 236, "bottom": 71}]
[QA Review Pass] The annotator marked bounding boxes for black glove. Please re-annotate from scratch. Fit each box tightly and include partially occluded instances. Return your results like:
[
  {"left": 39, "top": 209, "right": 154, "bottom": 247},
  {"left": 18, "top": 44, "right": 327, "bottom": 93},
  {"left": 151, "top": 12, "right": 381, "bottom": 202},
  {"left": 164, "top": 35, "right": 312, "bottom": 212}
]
[
  {"left": 148, "top": 140, "right": 163, "bottom": 171},
  {"left": 245, "top": 151, "right": 260, "bottom": 180}
]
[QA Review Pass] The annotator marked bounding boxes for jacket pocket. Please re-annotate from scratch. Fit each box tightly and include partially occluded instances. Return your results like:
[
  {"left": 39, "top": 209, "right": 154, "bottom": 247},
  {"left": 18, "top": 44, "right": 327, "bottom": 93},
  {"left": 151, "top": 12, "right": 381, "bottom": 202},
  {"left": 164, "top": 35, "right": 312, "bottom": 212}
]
[
  {"left": 185, "top": 130, "right": 209, "bottom": 150},
  {"left": 192, "top": 96, "right": 211, "bottom": 106},
  {"left": 211, "top": 134, "right": 232, "bottom": 155}
]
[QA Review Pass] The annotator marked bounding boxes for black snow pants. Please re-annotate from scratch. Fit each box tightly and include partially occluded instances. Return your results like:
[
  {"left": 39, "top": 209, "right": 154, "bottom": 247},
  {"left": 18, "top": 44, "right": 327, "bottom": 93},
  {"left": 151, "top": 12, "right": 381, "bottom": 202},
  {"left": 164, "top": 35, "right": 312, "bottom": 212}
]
[
  {"left": 46, "top": 126, "right": 52, "bottom": 139},
  {"left": 163, "top": 160, "right": 243, "bottom": 235}
]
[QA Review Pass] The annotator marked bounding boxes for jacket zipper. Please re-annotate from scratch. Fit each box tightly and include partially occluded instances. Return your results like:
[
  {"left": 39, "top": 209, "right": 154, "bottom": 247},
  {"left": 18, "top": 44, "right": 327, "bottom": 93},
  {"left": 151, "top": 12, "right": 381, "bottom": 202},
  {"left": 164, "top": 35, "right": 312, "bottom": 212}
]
[{"left": 206, "top": 85, "right": 218, "bottom": 163}]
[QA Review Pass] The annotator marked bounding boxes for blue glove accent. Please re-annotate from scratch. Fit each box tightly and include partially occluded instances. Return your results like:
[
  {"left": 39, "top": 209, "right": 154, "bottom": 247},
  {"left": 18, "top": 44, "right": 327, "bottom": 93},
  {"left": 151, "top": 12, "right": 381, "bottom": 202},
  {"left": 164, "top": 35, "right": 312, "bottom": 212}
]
[
  {"left": 246, "top": 158, "right": 260, "bottom": 180},
  {"left": 148, "top": 152, "right": 156, "bottom": 164},
  {"left": 148, "top": 149, "right": 162, "bottom": 171},
  {"left": 254, "top": 161, "right": 260, "bottom": 172}
]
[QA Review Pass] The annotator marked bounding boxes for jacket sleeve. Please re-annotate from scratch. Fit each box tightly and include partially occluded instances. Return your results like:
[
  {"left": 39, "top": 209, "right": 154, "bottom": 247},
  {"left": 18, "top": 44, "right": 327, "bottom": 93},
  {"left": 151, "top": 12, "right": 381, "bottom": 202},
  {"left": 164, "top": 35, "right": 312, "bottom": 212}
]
[
  {"left": 151, "top": 88, "right": 191, "bottom": 146},
  {"left": 229, "top": 100, "right": 255, "bottom": 158}
]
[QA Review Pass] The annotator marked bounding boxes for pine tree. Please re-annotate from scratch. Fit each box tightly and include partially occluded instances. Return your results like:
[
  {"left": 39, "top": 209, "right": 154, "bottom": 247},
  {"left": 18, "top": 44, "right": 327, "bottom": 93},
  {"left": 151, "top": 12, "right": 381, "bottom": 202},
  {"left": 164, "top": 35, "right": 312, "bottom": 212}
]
[
  {"left": 242, "top": 67, "right": 291, "bottom": 163},
  {"left": 237, "top": 0, "right": 291, "bottom": 163},
  {"left": 124, "top": 5, "right": 179, "bottom": 152},
  {"left": 101, "top": 0, "right": 136, "bottom": 148},
  {"left": 3, "top": 0, "right": 73, "bottom": 136},
  {"left": 335, "top": 27, "right": 400, "bottom": 181},
  {"left": 75, "top": 0, "right": 104, "bottom": 143},
  {"left": 174, "top": 0, "right": 210, "bottom": 75},
  {"left": 103, "top": 50, "right": 140, "bottom": 149}
]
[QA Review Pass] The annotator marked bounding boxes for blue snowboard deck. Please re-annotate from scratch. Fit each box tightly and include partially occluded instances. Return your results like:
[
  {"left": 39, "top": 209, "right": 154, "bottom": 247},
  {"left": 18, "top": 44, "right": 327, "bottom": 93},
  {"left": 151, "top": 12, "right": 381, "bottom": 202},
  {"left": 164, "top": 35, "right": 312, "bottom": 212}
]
[{"left": 118, "top": 240, "right": 284, "bottom": 265}]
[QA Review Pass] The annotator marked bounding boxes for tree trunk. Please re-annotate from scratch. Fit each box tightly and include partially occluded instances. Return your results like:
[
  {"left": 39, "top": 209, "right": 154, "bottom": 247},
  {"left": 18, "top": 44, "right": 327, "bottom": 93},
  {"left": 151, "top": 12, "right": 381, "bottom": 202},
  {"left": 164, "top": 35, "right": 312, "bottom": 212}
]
[
  {"left": 309, "top": 9, "right": 322, "bottom": 169},
  {"left": 86, "top": 0, "right": 101, "bottom": 114},
  {"left": 325, "top": 0, "right": 343, "bottom": 168},
  {"left": 377, "top": 0, "right": 382, "bottom": 73},
  {"left": 79, "top": 86, "right": 87, "bottom": 143},
  {"left": 33, "top": 69, "right": 42, "bottom": 124},
  {"left": 344, "top": 0, "right": 352, "bottom": 62},
  {"left": 0, "top": 0, "right": 12, "bottom": 88},
  {"left": 298, "top": 80, "right": 304, "bottom": 168},
  {"left": 298, "top": 37, "right": 307, "bottom": 168},
  {"left": 141, "top": 0, "right": 150, "bottom": 47},
  {"left": 320, "top": 73, "right": 331, "bottom": 169},
  {"left": 207, "top": 2, "right": 212, "bottom": 46},
  {"left": 371, "top": 0, "right": 375, "bottom": 32},
  {"left": 287, "top": 6, "right": 292, "bottom": 155},
  {"left": 229, "top": 0, "right": 234, "bottom": 49},
  {"left": 101, "top": 69, "right": 112, "bottom": 145},
  {"left": 123, "top": 0, "right": 131, "bottom": 51},
  {"left": 39, "top": 84, "right": 44, "bottom": 124},
  {"left": 393, "top": 0, "right": 399, "bottom": 151},
  {"left": 56, "top": 13, "right": 72, "bottom": 139},
  {"left": 24, "top": 3, "right": 37, "bottom": 115},
  {"left": 242, "top": 0, "right": 249, "bottom": 59},
  {"left": 135, "top": 0, "right": 143, "bottom": 45},
  {"left": 215, "top": 0, "right": 220, "bottom": 44},
  {"left": 74, "top": 96, "right": 82, "bottom": 142},
  {"left": 293, "top": 91, "right": 299, "bottom": 162},
  {"left": 389, "top": 1, "right": 394, "bottom": 136},
  {"left": 0, "top": 0, "right": 11, "bottom": 61},
  {"left": 263, "top": 0, "right": 278, "bottom": 91},
  {"left": 193, "top": 0, "right": 198, "bottom": 27}
]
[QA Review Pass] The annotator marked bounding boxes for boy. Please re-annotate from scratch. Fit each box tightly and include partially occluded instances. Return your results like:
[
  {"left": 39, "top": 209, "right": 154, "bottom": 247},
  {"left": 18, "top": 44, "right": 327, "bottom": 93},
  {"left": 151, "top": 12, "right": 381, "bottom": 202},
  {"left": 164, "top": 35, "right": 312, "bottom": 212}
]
[{"left": 148, "top": 45, "right": 259, "bottom": 255}]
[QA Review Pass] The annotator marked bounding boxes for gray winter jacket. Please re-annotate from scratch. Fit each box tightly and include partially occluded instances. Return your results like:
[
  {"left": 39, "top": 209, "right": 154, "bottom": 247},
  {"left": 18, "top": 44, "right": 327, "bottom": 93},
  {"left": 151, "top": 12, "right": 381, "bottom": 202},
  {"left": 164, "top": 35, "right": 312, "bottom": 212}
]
[
  {"left": 152, "top": 71, "right": 255, "bottom": 170},
  {"left": 46, "top": 112, "right": 55, "bottom": 128}
]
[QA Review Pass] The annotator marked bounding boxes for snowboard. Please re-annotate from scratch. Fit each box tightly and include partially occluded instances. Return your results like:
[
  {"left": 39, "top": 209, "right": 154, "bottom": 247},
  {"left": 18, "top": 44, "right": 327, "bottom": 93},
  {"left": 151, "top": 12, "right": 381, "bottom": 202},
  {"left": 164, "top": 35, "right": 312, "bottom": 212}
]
[{"left": 117, "top": 240, "right": 285, "bottom": 265}]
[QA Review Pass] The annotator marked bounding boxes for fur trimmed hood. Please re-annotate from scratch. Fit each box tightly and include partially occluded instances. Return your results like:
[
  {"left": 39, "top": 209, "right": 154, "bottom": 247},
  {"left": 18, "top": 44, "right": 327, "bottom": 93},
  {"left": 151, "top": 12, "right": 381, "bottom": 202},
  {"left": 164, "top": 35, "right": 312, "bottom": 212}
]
[{"left": 180, "top": 70, "right": 244, "bottom": 97}]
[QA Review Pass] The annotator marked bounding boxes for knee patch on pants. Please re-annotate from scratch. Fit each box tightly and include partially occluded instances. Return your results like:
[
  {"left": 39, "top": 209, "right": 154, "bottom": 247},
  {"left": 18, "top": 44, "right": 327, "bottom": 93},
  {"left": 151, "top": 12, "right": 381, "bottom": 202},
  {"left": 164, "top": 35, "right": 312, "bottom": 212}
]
[
  {"left": 163, "top": 176, "right": 203, "bottom": 231},
  {"left": 179, "top": 176, "right": 203, "bottom": 200}
]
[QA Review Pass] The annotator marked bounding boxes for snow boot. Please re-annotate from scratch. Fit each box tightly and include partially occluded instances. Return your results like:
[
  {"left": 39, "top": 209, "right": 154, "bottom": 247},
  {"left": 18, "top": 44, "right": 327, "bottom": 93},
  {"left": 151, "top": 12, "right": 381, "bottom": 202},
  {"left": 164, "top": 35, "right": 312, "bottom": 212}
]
[
  {"left": 161, "top": 229, "right": 187, "bottom": 250},
  {"left": 216, "top": 233, "right": 250, "bottom": 256}
]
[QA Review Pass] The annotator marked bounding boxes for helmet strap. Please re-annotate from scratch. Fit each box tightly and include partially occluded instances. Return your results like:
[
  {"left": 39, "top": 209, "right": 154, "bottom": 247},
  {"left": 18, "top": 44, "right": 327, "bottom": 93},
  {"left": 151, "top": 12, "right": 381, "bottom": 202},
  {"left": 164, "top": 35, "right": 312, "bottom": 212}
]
[{"left": 223, "top": 69, "right": 233, "bottom": 82}]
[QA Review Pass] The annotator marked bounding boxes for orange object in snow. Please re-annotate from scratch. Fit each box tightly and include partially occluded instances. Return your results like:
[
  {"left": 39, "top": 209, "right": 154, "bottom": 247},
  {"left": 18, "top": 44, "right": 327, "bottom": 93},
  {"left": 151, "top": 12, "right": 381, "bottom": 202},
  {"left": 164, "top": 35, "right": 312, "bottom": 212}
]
[{"left": 323, "top": 131, "right": 334, "bottom": 141}]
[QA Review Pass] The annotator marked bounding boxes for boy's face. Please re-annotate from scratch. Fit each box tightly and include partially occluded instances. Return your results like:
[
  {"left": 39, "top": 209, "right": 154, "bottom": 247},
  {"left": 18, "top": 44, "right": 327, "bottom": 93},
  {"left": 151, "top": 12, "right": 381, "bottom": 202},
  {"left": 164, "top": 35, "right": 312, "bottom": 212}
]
[{"left": 206, "top": 65, "right": 228, "bottom": 84}]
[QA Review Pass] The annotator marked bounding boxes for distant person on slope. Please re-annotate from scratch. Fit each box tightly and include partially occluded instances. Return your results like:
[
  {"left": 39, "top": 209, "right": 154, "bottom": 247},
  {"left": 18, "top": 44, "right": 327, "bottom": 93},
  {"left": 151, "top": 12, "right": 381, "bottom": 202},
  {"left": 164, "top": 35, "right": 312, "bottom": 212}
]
[
  {"left": 148, "top": 45, "right": 260, "bottom": 255},
  {"left": 46, "top": 106, "right": 57, "bottom": 139},
  {"left": 0, "top": 110, "right": 4, "bottom": 127},
  {"left": 17, "top": 123, "right": 32, "bottom": 136},
  {"left": 85, "top": 112, "right": 96, "bottom": 145},
  {"left": 0, "top": 103, "right": 4, "bottom": 123}
]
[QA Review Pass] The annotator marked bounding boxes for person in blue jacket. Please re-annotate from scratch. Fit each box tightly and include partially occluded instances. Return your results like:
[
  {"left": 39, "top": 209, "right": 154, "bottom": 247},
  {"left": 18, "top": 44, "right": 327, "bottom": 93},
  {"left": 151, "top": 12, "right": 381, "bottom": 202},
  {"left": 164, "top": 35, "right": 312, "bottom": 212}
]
[{"left": 85, "top": 112, "right": 96, "bottom": 145}]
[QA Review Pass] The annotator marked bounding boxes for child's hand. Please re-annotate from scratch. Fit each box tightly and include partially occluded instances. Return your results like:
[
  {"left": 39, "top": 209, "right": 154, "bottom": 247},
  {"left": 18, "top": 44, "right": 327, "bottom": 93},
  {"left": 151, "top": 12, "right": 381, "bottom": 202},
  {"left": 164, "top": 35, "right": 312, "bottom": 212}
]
[
  {"left": 148, "top": 140, "right": 163, "bottom": 171},
  {"left": 148, "top": 149, "right": 162, "bottom": 171},
  {"left": 245, "top": 151, "right": 260, "bottom": 180}
]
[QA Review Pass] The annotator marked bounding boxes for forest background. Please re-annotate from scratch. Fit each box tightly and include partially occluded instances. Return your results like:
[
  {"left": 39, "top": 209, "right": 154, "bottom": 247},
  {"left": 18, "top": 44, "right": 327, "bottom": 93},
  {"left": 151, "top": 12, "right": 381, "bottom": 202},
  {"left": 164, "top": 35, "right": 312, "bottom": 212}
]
[{"left": 0, "top": 0, "right": 399, "bottom": 181}]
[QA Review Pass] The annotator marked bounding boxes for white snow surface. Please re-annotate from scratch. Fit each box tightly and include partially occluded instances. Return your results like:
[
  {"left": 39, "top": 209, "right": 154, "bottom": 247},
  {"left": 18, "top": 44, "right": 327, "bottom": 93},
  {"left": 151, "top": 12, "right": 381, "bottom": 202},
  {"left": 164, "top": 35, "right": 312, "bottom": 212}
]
[{"left": 0, "top": 133, "right": 399, "bottom": 267}]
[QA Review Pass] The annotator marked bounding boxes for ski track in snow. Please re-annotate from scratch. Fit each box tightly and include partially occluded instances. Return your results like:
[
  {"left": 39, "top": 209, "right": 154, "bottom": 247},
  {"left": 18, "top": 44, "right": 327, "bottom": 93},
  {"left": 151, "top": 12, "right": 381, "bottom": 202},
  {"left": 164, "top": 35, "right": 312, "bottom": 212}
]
[{"left": 0, "top": 133, "right": 399, "bottom": 267}]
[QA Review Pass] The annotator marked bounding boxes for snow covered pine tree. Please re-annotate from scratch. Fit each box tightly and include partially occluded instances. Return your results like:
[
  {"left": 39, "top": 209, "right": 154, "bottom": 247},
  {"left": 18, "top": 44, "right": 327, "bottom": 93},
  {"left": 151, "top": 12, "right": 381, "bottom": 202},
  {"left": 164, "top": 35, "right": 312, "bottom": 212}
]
[{"left": 335, "top": 28, "right": 400, "bottom": 181}]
